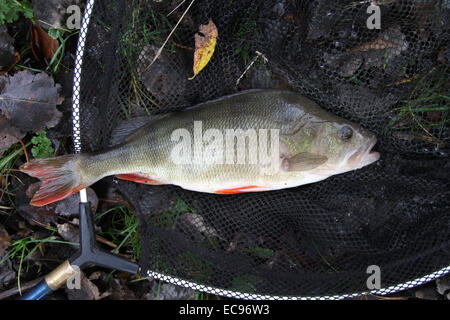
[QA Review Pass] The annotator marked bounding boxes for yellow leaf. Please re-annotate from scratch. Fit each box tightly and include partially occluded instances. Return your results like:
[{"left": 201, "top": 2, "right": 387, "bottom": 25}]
[{"left": 189, "top": 19, "right": 218, "bottom": 80}]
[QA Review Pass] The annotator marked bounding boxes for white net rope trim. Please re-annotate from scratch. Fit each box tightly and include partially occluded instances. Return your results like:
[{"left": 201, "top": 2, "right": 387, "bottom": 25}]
[
  {"left": 146, "top": 266, "right": 450, "bottom": 300},
  {"left": 72, "top": 0, "right": 94, "bottom": 154}
]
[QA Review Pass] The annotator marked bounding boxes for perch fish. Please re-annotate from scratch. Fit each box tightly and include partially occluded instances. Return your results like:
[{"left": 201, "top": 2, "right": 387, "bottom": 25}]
[{"left": 20, "top": 90, "right": 380, "bottom": 206}]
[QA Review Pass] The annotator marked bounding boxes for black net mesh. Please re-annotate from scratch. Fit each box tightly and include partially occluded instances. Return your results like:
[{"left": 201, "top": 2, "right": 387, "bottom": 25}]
[{"left": 75, "top": 0, "right": 450, "bottom": 298}]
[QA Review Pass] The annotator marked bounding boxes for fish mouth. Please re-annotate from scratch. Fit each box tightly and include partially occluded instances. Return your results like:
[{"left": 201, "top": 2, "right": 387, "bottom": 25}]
[{"left": 347, "top": 137, "right": 380, "bottom": 169}]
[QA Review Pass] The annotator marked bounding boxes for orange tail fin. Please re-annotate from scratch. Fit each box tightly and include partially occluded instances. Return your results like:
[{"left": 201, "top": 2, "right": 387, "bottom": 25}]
[{"left": 19, "top": 155, "right": 84, "bottom": 207}]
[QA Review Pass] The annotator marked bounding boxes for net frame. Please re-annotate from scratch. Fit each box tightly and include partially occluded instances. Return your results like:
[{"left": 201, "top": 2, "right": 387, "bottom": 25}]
[{"left": 71, "top": 0, "right": 450, "bottom": 299}]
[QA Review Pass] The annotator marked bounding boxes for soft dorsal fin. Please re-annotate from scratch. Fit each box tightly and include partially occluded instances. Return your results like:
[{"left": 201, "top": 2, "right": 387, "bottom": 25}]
[
  {"left": 282, "top": 152, "right": 328, "bottom": 172},
  {"left": 109, "top": 114, "right": 170, "bottom": 146}
]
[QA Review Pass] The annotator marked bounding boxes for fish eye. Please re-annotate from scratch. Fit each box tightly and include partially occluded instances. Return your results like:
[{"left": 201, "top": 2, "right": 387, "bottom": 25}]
[{"left": 339, "top": 126, "right": 353, "bottom": 141}]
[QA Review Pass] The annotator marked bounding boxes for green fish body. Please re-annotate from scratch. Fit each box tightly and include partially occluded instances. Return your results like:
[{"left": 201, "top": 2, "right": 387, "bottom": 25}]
[{"left": 20, "top": 90, "right": 379, "bottom": 206}]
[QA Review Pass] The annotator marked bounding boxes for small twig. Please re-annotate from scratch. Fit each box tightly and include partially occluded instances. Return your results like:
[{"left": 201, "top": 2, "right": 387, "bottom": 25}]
[
  {"left": 37, "top": 20, "right": 71, "bottom": 33},
  {"left": 387, "top": 74, "right": 420, "bottom": 87},
  {"left": 172, "top": 41, "right": 194, "bottom": 51},
  {"left": 0, "top": 182, "right": 5, "bottom": 203},
  {"left": 235, "top": 51, "right": 268, "bottom": 87},
  {"left": 31, "top": 218, "right": 117, "bottom": 249},
  {"left": 367, "top": 293, "right": 408, "bottom": 300},
  {"left": 167, "top": 0, "right": 187, "bottom": 17},
  {"left": 117, "top": 253, "right": 135, "bottom": 262},
  {"left": 98, "top": 198, "right": 128, "bottom": 205},
  {"left": 143, "top": 0, "right": 196, "bottom": 73},
  {"left": 346, "top": 0, "right": 397, "bottom": 8},
  {"left": 2, "top": 52, "right": 20, "bottom": 74},
  {"left": 31, "top": 219, "right": 56, "bottom": 231},
  {"left": 96, "top": 235, "right": 118, "bottom": 249},
  {"left": 0, "top": 97, "right": 56, "bottom": 106},
  {"left": 226, "top": 233, "right": 241, "bottom": 252},
  {"left": 15, "top": 138, "right": 29, "bottom": 164}
]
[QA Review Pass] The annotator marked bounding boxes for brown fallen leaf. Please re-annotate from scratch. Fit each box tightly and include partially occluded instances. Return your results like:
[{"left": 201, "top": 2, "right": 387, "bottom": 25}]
[
  {"left": 393, "top": 132, "right": 446, "bottom": 146},
  {"left": 0, "top": 25, "right": 16, "bottom": 70},
  {"left": 351, "top": 38, "right": 398, "bottom": 52},
  {"left": 0, "top": 225, "right": 11, "bottom": 258},
  {"left": 437, "top": 47, "right": 448, "bottom": 66},
  {"left": 56, "top": 222, "right": 79, "bottom": 244},
  {"left": 351, "top": 27, "right": 407, "bottom": 53},
  {"left": 17, "top": 182, "right": 57, "bottom": 227},
  {"left": 54, "top": 187, "right": 99, "bottom": 218},
  {"left": 189, "top": 19, "right": 218, "bottom": 80},
  {"left": 31, "top": 24, "right": 59, "bottom": 62},
  {"left": 57, "top": 219, "right": 117, "bottom": 250},
  {"left": 0, "top": 259, "right": 16, "bottom": 290},
  {"left": 0, "top": 115, "right": 25, "bottom": 154},
  {"left": 350, "top": 27, "right": 408, "bottom": 69},
  {"left": 65, "top": 271, "right": 111, "bottom": 300},
  {"left": 0, "top": 70, "right": 63, "bottom": 137},
  {"left": 109, "top": 278, "right": 137, "bottom": 300}
]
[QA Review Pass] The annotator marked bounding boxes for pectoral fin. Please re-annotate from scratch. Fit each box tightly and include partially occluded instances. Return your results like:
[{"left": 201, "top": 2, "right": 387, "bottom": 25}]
[{"left": 282, "top": 153, "right": 328, "bottom": 172}]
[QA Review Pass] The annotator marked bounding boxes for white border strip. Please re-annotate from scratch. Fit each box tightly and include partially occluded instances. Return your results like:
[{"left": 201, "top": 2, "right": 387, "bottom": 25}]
[{"left": 73, "top": 0, "right": 450, "bottom": 300}]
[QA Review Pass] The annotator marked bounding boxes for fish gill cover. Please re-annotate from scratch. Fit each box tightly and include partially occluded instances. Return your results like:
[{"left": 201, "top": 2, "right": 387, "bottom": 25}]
[{"left": 75, "top": 0, "right": 449, "bottom": 298}]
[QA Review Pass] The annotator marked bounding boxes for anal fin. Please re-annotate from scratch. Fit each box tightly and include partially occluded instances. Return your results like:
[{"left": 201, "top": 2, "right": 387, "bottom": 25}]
[
  {"left": 215, "top": 186, "right": 266, "bottom": 194},
  {"left": 116, "top": 173, "right": 165, "bottom": 185}
]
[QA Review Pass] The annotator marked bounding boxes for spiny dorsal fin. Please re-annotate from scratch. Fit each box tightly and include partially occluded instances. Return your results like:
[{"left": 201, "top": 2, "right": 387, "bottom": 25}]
[{"left": 109, "top": 115, "right": 170, "bottom": 146}]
